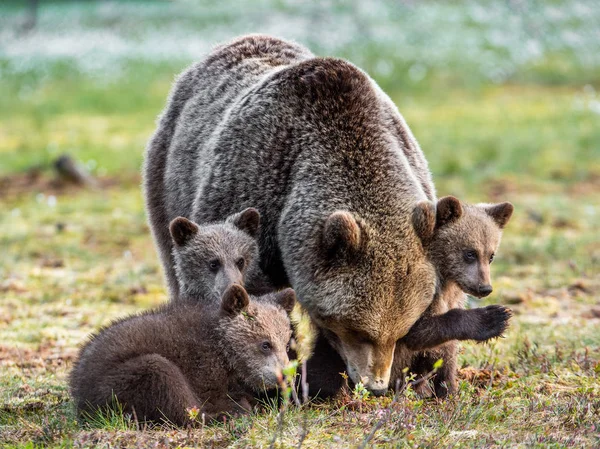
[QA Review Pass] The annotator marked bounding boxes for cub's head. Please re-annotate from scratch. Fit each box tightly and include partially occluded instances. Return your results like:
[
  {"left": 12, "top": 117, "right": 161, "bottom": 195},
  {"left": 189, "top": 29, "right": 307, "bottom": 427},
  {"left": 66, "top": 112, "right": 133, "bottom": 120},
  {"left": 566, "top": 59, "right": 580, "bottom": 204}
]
[
  {"left": 169, "top": 208, "right": 261, "bottom": 301},
  {"left": 413, "top": 196, "right": 514, "bottom": 298},
  {"left": 218, "top": 284, "right": 296, "bottom": 391}
]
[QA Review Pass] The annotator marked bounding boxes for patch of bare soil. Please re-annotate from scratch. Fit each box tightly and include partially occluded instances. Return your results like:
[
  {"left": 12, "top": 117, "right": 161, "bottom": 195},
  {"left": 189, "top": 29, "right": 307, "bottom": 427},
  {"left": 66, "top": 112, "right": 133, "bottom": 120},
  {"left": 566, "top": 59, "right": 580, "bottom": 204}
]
[
  {"left": 0, "top": 169, "right": 137, "bottom": 200},
  {"left": 73, "top": 429, "right": 231, "bottom": 449},
  {"left": 503, "top": 278, "right": 600, "bottom": 324},
  {"left": 484, "top": 173, "right": 600, "bottom": 201},
  {"left": 566, "top": 172, "right": 600, "bottom": 196},
  {"left": 459, "top": 366, "right": 515, "bottom": 389},
  {"left": 0, "top": 341, "right": 77, "bottom": 369}
]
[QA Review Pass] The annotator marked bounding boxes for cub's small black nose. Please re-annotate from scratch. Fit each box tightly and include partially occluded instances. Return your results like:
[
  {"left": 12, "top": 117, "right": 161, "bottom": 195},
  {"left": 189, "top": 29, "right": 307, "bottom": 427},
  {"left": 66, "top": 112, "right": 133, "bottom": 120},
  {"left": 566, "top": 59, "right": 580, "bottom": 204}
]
[{"left": 479, "top": 285, "right": 493, "bottom": 297}]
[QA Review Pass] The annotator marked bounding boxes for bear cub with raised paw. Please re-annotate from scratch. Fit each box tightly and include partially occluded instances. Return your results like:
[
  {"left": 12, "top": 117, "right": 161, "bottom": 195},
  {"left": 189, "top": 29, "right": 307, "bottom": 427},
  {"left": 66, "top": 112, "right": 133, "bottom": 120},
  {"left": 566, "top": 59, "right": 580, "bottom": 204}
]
[
  {"left": 70, "top": 213, "right": 295, "bottom": 426},
  {"left": 392, "top": 196, "right": 514, "bottom": 397}
]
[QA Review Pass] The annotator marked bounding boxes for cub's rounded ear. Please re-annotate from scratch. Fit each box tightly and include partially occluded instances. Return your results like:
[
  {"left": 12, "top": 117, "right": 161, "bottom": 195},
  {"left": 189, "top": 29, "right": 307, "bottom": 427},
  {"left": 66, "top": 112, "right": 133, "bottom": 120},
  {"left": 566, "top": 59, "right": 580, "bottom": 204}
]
[
  {"left": 169, "top": 217, "right": 199, "bottom": 246},
  {"left": 484, "top": 202, "right": 514, "bottom": 229},
  {"left": 227, "top": 208, "right": 261, "bottom": 237},
  {"left": 412, "top": 201, "right": 436, "bottom": 243},
  {"left": 274, "top": 288, "right": 296, "bottom": 314},
  {"left": 436, "top": 196, "right": 463, "bottom": 228},
  {"left": 323, "top": 211, "right": 362, "bottom": 256},
  {"left": 221, "top": 284, "right": 250, "bottom": 316}
]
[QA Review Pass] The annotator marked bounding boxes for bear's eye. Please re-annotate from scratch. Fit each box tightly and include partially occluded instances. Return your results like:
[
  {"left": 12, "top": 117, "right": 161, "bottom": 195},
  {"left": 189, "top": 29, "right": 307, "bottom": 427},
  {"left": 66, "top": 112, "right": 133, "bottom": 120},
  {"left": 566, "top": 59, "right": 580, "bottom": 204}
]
[
  {"left": 208, "top": 259, "right": 221, "bottom": 272},
  {"left": 463, "top": 250, "right": 477, "bottom": 263},
  {"left": 261, "top": 341, "right": 273, "bottom": 353},
  {"left": 489, "top": 253, "right": 495, "bottom": 264},
  {"left": 236, "top": 257, "right": 245, "bottom": 270}
]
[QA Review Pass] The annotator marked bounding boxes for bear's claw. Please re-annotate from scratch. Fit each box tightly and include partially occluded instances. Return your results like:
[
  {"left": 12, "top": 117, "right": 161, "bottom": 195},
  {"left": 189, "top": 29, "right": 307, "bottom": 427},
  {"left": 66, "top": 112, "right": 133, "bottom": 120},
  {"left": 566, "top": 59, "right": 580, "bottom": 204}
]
[{"left": 474, "top": 304, "right": 512, "bottom": 342}]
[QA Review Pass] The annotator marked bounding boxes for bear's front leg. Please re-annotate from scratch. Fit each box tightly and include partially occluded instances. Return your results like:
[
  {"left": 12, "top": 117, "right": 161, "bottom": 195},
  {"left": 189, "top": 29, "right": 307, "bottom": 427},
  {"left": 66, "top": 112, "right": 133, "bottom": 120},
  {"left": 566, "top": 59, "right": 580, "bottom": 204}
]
[
  {"left": 300, "top": 328, "right": 349, "bottom": 400},
  {"left": 201, "top": 388, "right": 256, "bottom": 423},
  {"left": 401, "top": 305, "right": 511, "bottom": 351}
]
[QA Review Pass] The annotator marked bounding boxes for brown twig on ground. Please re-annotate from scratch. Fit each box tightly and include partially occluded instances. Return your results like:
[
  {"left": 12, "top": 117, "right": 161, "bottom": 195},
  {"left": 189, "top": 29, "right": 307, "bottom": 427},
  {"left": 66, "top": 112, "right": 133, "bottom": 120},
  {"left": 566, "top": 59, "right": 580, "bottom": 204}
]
[
  {"left": 290, "top": 380, "right": 302, "bottom": 408},
  {"left": 268, "top": 400, "right": 287, "bottom": 449},
  {"left": 268, "top": 373, "right": 290, "bottom": 449},
  {"left": 301, "top": 362, "right": 309, "bottom": 405},
  {"left": 358, "top": 379, "right": 406, "bottom": 449},
  {"left": 296, "top": 411, "right": 309, "bottom": 449},
  {"left": 295, "top": 362, "right": 310, "bottom": 448}
]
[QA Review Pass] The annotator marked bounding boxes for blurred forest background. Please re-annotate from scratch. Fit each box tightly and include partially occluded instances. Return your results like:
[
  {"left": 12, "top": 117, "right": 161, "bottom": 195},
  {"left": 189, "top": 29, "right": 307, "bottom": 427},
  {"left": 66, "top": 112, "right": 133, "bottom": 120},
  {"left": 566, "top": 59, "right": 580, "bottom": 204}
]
[{"left": 1, "top": 1, "right": 599, "bottom": 447}]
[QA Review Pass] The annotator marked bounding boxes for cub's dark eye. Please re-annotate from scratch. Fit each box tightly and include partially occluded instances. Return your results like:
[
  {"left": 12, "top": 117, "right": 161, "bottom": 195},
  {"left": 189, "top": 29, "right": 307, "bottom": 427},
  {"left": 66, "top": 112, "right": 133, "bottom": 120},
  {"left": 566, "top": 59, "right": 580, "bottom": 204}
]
[
  {"left": 236, "top": 257, "right": 245, "bottom": 269},
  {"left": 261, "top": 341, "right": 273, "bottom": 353},
  {"left": 208, "top": 259, "right": 221, "bottom": 272},
  {"left": 463, "top": 250, "right": 477, "bottom": 263},
  {"left": 489, "top": 253, "right": 495, "bottom": 264}
]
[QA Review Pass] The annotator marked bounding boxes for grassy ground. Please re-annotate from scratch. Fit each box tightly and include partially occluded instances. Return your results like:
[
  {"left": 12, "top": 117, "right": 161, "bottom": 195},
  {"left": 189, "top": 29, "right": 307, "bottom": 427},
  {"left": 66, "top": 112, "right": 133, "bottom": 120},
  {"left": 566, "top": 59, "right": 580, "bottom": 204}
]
[{"left": 1, "top": 1, "right": 600, "bottom": 448}]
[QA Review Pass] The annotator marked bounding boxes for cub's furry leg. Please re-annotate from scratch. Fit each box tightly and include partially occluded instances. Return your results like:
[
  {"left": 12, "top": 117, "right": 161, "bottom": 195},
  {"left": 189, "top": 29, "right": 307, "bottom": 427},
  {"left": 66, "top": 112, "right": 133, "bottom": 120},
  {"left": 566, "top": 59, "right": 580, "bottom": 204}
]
[
  {"left": 87, "top": 354, "right": 200, "bottom": 426},
  {"left": 410, "top": 343, "right": 458, "bottom": 398},
  {"left": 402, "top": 305, "right": 511, "bottom": 351}
]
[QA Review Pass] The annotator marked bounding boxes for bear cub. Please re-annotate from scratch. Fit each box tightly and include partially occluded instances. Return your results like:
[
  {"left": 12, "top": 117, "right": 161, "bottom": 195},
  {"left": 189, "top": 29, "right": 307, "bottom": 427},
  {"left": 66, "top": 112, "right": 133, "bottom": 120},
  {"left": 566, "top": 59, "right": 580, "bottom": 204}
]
[
  {"left": 170, "top": 207, "right": 262, "bottom": 302},
  {"left": 70, "top": 213, "right": 295, "bottom": 426},
  {"left": 392, "top": 196, "right": 514, "bottom": 397}
]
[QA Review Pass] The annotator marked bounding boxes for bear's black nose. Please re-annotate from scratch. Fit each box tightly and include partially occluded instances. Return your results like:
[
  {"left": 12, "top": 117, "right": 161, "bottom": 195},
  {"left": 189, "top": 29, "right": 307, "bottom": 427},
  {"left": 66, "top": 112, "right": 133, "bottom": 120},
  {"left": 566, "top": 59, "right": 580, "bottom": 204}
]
[
  {"left": 370, "top": 388, "right": 388, "bottom": 397},
  {"left": 479, "top": 285, "right": 493, "bottom": 297}
]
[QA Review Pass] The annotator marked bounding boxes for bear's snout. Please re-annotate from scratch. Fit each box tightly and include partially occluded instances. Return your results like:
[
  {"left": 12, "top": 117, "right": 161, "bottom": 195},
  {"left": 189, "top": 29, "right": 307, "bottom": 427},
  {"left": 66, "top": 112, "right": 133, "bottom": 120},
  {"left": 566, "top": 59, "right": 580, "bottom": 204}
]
[{"left": 478, "top": 284, "right": 493, "bottom": 297}]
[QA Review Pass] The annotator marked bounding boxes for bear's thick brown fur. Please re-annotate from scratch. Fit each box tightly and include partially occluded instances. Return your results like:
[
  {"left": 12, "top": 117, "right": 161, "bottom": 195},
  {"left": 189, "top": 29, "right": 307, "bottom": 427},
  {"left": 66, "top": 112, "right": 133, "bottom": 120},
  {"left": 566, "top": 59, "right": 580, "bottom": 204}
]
[
  {"left": 143, "top": 34, "right": 439, "bottom": 394},
  {"left": 69, "top": 285, "right": 295, "bottom": 426}
]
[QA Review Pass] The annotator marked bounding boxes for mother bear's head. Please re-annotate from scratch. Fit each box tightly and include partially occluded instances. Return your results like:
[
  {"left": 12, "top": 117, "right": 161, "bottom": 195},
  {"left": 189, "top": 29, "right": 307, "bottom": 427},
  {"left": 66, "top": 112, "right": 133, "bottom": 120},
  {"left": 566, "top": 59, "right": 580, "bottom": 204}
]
[{"left": 286, "top": 209, "right": 437, "bottom": 395}]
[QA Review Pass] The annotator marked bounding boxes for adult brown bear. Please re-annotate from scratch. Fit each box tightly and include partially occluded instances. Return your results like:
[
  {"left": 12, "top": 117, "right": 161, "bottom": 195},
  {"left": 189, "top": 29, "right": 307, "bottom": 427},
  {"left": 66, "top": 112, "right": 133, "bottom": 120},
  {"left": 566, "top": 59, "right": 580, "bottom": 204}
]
[{"left": 144, "top": 35, "right": 438, "bottom": 395}]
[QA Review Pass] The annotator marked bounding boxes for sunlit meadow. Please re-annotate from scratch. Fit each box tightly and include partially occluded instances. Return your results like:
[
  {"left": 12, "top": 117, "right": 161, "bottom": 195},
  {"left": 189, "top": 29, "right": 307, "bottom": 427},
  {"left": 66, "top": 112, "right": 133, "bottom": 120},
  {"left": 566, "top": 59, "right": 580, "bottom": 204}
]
[{"left": 1, "top": 1, "right": 599, "bottom": 447}]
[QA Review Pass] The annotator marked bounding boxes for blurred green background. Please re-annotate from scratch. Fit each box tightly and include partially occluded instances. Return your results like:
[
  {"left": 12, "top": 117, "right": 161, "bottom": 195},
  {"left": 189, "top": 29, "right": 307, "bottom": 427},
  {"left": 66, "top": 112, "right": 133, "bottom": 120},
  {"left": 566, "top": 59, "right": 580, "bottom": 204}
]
[
  {"left": 1, "top": 1, "right": 599, "bottom": 446},
  {"left": 1, "top": 0, "right": 599, "bottom": 182}
]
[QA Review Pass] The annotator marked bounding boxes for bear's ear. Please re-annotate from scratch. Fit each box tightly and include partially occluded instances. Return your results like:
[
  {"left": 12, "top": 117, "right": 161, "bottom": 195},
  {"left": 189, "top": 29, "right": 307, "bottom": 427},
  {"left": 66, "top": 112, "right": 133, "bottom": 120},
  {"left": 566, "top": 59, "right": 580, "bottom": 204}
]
[
  {"left": 221, "top": 284, "right": 250, "bottom": 316},
  {"left": 412, "top": 201, "right": 436, "bottom": 243},
  {"left": 323, "top": 211, "right": 362, "bottom": 257},
  {"left": 436, "top": 196, "right": 463, "bottom": 228},
  {"left": 169, "top": 217, "right": 199, "bottom": 246},
  {"left": 227, "top": 208, "right": 261, "bottom": 238},
  {"left": 484, "top": 202, "right": 514, "bottom": 229},
  {"left": 274, "top": 288, "right": 296, "bottom": 314}
]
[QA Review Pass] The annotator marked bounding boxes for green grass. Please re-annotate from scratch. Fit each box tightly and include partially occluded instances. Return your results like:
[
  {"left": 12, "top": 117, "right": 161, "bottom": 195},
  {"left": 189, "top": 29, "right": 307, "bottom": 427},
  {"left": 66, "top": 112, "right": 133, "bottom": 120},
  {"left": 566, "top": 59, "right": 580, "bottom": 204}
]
[{"left": 1, "top": 0, "right": 600, "bottom": 447}]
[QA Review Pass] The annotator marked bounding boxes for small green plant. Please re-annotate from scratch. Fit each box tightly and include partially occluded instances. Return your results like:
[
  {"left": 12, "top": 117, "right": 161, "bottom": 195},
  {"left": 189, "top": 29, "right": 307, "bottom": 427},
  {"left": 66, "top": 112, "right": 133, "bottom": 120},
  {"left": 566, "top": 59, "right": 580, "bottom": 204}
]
[
  {"left": 352, "top": 381, "right": 371, "bottom": 402},
  {"left": 267, "top": 359, "right": 300, "bottom": 449},
  {"left": 186, "top": 405, "right": 201, "bottom": 423}
]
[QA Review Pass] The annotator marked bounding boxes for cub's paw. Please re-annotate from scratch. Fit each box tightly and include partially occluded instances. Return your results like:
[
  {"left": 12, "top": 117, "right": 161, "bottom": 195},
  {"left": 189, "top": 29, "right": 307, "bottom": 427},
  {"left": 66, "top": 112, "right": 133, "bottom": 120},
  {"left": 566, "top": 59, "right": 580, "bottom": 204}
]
[{"left": 474, "top": 305, "right": 512, "bottom": 342}]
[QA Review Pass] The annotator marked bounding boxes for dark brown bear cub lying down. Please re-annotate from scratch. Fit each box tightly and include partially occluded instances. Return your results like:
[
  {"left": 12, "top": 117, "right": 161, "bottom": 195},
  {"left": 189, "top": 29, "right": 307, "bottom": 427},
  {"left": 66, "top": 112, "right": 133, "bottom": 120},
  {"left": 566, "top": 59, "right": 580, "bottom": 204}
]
[
  {"left": 70, "top": 285, "right": 294, "bottom": 425},
  {"left": 70, "top": 214, "right": 295, "bottom": 426}
]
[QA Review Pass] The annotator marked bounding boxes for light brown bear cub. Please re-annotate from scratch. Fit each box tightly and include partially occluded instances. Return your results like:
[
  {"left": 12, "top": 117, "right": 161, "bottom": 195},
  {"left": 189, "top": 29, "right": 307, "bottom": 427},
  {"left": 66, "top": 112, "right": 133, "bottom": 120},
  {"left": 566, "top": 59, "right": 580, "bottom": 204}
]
[
  {"left": 70, "top": 214, "right": 295, "bottom": 426},
  {"left": 392, "top": 196, "right": 514, "bottom": 397}
]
